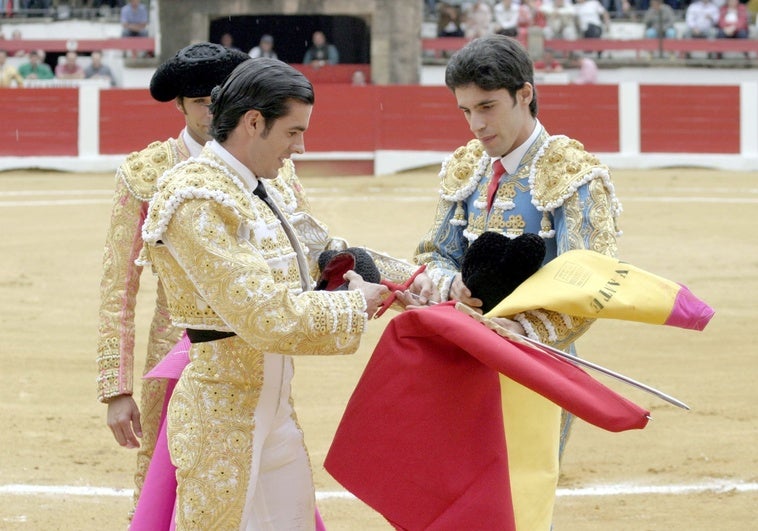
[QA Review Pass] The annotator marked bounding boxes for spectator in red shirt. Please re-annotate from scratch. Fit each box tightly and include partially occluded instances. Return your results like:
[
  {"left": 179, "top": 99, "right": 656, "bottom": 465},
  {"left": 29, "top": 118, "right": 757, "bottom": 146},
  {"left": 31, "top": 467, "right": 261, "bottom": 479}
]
[
  {"left": 55, "top": 51, "right": 84, "bottom": 80},
  {"left": 717, "top": 0, "right": 750, "bottom": 38}
]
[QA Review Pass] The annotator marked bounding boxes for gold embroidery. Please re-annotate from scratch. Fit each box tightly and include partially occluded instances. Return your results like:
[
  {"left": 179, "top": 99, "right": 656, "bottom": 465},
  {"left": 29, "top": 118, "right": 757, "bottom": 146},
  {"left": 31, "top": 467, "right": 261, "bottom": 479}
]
[
  {"left": 440, "top": 139, "right": 485, "bottom": 196},
  {"left": 504, "top": 214, "right": 526, "bottom": 238}
]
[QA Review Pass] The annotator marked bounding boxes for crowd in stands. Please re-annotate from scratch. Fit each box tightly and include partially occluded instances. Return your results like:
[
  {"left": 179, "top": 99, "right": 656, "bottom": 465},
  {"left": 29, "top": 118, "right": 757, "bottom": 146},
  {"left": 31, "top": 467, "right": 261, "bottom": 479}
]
[
  {"left": 0, "top": 46, "right": 116, "bottom": 87},
  {"left": 0, "top": 0, "right": 139, "bottom": 20},
  {"left": 431, "top": 0, "right": 758, "bottom": 42},
  {"left": 0, "top": 0, "right": 148, "bottom": 87}
]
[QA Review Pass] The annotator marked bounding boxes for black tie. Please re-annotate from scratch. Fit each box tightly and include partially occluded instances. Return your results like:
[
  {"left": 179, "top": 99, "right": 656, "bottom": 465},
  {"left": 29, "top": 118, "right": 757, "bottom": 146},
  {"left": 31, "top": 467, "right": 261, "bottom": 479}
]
[{"left": 253, "top": 180, "right": 269, "bottom": 202}]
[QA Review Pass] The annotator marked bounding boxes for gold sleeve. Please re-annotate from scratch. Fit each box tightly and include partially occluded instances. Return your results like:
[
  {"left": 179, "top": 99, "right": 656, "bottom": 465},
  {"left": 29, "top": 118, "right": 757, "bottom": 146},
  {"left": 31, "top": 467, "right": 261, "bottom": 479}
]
[
  {"left": 161, "top": 199, "right": 367, "bottom": 355},
  {"left": 96, "top": 172, "right": 144, "bottom": 401}
]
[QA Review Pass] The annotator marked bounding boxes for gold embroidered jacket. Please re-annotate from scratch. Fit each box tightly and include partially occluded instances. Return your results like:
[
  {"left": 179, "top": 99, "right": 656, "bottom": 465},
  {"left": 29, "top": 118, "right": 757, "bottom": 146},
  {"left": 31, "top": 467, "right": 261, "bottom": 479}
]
[{"left": 140, "top": 147, "right": 368, "bottom": 352}]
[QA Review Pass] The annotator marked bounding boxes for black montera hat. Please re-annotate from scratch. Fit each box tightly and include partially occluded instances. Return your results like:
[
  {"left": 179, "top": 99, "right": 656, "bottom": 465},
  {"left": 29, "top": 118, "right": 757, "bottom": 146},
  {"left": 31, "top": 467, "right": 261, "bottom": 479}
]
[
  {"left": 150, "top": 42, "right": 250, "bottom": 102},
  {"left": 461, "top": 232, "right": 546, "bottom": 314},
  {"left": 316, "top": 248, "right": 381, "bottom": 291}
]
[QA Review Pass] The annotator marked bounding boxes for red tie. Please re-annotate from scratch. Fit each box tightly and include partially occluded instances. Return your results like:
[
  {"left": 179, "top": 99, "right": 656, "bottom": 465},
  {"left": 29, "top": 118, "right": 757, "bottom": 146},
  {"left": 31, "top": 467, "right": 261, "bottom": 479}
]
[{"left": 486, "top": 159, "right": 505, "bottom": 212}]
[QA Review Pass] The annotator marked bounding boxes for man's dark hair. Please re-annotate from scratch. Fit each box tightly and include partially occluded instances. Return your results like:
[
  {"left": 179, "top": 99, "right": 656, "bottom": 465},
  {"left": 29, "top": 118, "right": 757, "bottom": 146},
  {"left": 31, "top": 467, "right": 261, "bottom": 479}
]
[
  {"left": 210, "top": 57, "right": 315, "bottom": 142},
  {"left": 445, "top": 34, "right": 538, "bottom": 117}
]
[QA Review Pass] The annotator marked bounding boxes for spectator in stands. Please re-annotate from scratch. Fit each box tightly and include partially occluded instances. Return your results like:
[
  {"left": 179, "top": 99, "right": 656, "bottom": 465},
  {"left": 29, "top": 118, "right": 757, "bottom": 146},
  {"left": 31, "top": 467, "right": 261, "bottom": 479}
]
[
  {"left": 10, "top": 29, "right": 27, "bottom": 58},
  {"left": 84, "top": 50, "right": 116, "bottom": 86},
  {"left": 570, "top": 51, "right": 599, "bottom": 83},
  {"left": 121, "top": 0, "right": 148, "bottom": 37},
  {"left": 522, "top": 0, "right": 547, "bottom": 33},
  {"left": 464, "top": 0, "right": 495, "bottom": 39},
  {"left": 533, "top": 48, "right": 564, "bottom": 71},
  {"left": 55, "top": 50, "right": 85, "bottom": 80},
  {"left": 717, "top": 0, "right": 750, "bottom": 38},
  {"left": 352, "top": 69, "right": 368, "bottom": 85},
  {"left": 493, "top": 0, "right": 526, "bottom": 37},
  {"left": 684, "top": 0, "right": 719, "bottom": 38},
  {"left": 643, "top": 0, "right": 678, "bottom": 38},
  {"left": 0, "top": 49, "right": 24, "bottom": 88},
  {"left": 541, "top": 0, "right": 579, "bottom": 40},
  {"left": 303, "top": 30, "right": 339, "bottom": 67},
  {"left": 437, "top": 2, "right": 465, "bottom": 37},
  {"left": 219, "top": 32, "right": 241, "bottom": 51},
  {"left": 249, "top": 34, "right": 278, "bottom": 59},
  {"left": 600, "top": 0, "right": 630, "bottom": 19},
  {"left": 18, "top": 50, "right": 54, "bottom": 80},
  {"left": 575, "top": 0, "right": 611, "bottom": 38}
]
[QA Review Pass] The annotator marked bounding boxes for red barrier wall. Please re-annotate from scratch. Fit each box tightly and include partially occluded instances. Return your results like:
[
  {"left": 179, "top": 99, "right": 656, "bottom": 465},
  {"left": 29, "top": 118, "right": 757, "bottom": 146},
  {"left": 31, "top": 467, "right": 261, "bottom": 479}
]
[
  {"left": 94, "top": 86, "right": 615, "bottom": 156},
  {"left": 99, "top": 89, "right": 184, "bottom": 155},
  {"left": 539, "top": 85, "right": 620, "bottom": 153},
  {"left": 308, "top": 85, "right": 379, "bottom": 152},
  {"left": 307, "top": 85, "right": 472, "bottom": 153},
  {"left": 374, "top": 86, "right": 472, "bottom": 151},
  {"left": 291, "top": 64, "right": 371, "bottom": 85},
  {"left": 0, "top": 89, "right": 78, "bottom": 156},
  {"left": 0, "top": 84, "right": 748, "bottom": 164},
  {"left": 640, "top": 85, "right": 740, "bottom": 154}
]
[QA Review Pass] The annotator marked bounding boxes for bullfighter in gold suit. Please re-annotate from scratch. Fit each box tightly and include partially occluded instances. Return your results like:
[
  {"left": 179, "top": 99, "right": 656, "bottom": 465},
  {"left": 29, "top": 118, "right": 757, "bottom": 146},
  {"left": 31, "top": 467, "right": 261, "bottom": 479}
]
[{"left": 139, "top": 58, "right": 388, "bottom": 530}]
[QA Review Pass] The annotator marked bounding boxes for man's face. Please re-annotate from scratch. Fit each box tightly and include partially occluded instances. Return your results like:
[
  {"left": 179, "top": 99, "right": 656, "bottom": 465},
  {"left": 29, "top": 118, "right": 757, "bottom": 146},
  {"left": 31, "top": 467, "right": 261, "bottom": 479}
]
[
  {"left": 248, "top": 100, "right": 312, "bottom": 179},
  {"left": 454, "top": 83, "right": 532, "bottom": 158},
  {"left": 177, "top": 96, "right": 213, "bottom": 144}
]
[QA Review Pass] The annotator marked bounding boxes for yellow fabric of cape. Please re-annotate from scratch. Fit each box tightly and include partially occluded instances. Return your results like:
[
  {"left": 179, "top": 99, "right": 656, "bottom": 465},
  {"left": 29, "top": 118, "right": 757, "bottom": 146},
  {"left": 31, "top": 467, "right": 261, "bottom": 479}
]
[
  {"left": 501, "top": 377, "right": 561, "bottom": 530},
  {"left": 486, "top": 249, "right": 685, "bottom": 324}
]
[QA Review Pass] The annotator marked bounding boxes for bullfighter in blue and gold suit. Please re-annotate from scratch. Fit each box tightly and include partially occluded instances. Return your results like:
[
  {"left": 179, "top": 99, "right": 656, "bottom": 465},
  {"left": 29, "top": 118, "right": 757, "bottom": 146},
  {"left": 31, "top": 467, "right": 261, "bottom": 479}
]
[{"left": 412, "top": 35, "right": 622, "bottom": 530}]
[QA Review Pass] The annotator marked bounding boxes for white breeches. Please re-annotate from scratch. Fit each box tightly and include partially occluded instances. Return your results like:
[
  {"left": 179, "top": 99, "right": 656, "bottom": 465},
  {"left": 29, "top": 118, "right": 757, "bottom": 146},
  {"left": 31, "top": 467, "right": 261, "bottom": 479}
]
[{"left": 241, "top": 354, "right": 315, "bottom": 531}]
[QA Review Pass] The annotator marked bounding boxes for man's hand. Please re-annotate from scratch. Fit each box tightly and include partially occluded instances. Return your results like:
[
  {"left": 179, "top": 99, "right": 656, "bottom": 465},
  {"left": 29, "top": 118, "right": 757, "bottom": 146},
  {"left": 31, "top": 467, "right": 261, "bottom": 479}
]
[
  {"left": 393, "top": 272, "right": 440, "bottom": 309},
  {"left": 106, "top": 395, "right": 142, "bottom": 449},
  {"left": 489, "top": 316, "right": 525, "bottom": 336},
  {"left": 455, "top": 302, "right": 526, "bottom": 337},
  {"left": 408, "top": 272, "right": 440, "bottom": 305},
  {"left": 449, "top": 273, "right": 483, "bottom": 309},
  {"left": 344, "top": 270, "right": 390, "bottom": 318}
]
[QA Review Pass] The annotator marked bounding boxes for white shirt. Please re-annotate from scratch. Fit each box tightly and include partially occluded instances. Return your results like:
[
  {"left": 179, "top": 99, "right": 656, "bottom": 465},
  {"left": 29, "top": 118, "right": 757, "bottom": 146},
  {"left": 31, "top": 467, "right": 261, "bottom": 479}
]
[
  {"left": 575, "top": 0, "right": 606, "bottom": 31},
  {"left": 181, "top": 127, "right": 205, "bottom": 158},
  {"left": 499, "top": 120, "right": 543, "bottom": 175}
]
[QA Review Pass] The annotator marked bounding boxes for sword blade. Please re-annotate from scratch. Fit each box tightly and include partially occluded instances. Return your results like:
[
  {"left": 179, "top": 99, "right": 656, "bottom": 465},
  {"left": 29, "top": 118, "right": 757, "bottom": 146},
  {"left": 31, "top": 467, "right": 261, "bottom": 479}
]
[{"left": 513, "top": 333, "right": 690, "bottom": 411}]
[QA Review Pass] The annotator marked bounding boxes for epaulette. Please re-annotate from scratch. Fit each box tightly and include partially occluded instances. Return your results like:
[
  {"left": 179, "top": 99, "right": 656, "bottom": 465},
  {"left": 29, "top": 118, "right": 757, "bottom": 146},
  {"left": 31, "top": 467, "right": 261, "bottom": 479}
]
[
  {"left": 142, "top": 156, "right": 256, "bottom": 245},
  {"left": 530, "top": 135, "right": 611, "bottom": 212},
  {"left": 119, "top": 140, "right": 178, "bottom": 202},
  {"left": 439, "top": 139, "right": 488, "bottom": 200}
]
